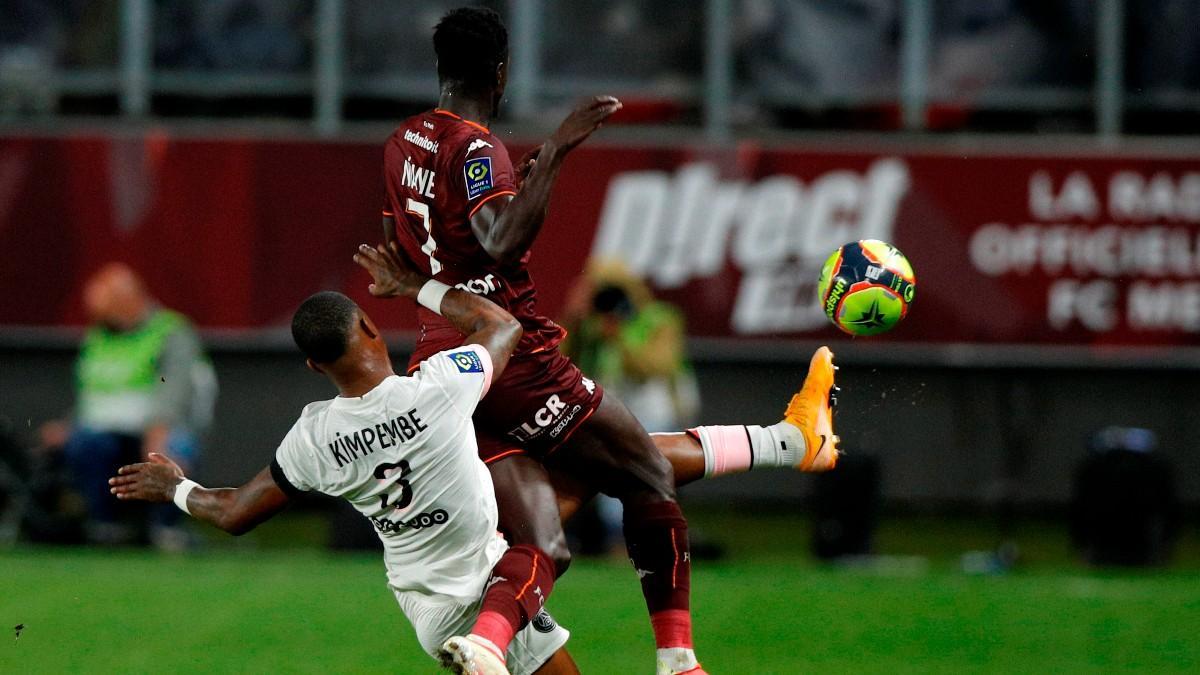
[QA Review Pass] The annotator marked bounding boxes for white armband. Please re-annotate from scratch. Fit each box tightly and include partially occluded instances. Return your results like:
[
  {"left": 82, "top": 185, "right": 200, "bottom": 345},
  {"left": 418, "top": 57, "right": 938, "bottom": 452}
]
[
  {"left": 417, "top": 279, "right": 452, "bottom": 316},
  {"left": 173, "top": 478, "right": 200, "bottom": 515}
]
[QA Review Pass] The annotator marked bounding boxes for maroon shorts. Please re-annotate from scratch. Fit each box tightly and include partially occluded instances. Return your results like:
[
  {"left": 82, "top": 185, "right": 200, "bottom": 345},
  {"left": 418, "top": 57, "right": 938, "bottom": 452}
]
[{"left": 472, "top": 349, "right": 605, "bottom": 464}]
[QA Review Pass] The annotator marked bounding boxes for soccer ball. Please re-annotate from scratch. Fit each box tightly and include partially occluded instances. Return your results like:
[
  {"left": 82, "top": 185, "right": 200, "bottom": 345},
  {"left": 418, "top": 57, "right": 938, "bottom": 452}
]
[{"left": 816, "top": 239, "right": 916, "bottom": 336}]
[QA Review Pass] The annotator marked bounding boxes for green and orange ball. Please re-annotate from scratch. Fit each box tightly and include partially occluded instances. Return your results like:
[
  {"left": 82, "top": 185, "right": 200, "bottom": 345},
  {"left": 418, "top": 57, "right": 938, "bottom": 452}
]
[{"left": 817, "top": 239, "right": 916, "bottom": 336}]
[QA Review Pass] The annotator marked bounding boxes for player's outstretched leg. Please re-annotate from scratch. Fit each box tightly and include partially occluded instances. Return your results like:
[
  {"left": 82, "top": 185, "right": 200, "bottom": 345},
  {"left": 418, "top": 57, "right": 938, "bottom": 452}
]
[
  {"left": 550, "top": 395, "right": 707, "bottom": 675},
  {"left": 653, "top": 346, "right": 841, "bottom": 486}
]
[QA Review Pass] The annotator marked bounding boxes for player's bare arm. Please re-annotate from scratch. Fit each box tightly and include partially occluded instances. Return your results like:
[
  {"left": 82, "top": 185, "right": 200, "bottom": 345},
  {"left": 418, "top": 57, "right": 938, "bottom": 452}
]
[
  {"left": 354, "top": 241, "right": 522, "bottom": 376},
  {"left": 108, "top": 452, "right": 289, "bottom": 535},
  {"left": 469, "top": 96, "right": 621, "bottom": 265}
]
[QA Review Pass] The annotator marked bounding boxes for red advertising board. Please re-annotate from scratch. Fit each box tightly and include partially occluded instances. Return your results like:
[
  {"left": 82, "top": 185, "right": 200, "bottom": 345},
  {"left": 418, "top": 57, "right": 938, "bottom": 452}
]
[{"left": 2, "top": 133, "right": 1199, "bottom": 349}]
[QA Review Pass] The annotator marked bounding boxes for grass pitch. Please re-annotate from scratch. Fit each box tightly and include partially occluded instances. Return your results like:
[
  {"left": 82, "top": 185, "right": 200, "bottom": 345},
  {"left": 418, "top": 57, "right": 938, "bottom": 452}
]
[{"left": 2, "top": 511, "right": 1199, "bottom": 674}]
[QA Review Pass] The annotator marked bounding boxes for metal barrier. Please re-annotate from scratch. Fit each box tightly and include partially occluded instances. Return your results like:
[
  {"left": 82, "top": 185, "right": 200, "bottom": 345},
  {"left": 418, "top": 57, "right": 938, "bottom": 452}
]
[{"left": 5, "top": 0, "right": 1198, "bottom": 139}]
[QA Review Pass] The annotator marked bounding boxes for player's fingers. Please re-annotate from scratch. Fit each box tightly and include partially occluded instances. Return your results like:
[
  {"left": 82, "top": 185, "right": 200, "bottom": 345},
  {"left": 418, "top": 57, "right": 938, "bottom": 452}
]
[
  {"left": 358, "top": 243, "right": 384, "bottom": 264},
  {"left": 385, "top": 241, "right": 408, "bottom": 267},
  {"left": 520, "top": 146, "right": 542, "bottom": 163},
  {"left": 108, "top": 474, "right": 135, "bottom": 486},
  {"left": 354, "top": 246, "right": 385, "bottom": 274},
  {"left": 374, "top": 245, "right": 397, "bottom": 269},
  {"left": 596, "top": 102, "right": 621, "bottom": 121},
  {"left": 148, "top": 452, "right": 169, "bottom": 465}
]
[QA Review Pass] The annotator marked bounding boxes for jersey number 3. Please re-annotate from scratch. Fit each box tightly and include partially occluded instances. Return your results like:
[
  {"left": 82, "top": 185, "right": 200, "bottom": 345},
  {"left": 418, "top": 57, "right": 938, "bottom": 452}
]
[
  {"left": 374, "top": 460, "right": 414, "bottom": 511},
  {"left": 405, "top": 198, "right": 442, "bottom": 275}
]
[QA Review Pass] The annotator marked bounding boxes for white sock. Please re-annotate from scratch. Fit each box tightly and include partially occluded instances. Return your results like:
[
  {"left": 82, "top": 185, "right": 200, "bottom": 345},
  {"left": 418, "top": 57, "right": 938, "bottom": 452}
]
[
  {"left": 656, "top": 647, "right": 699, "bottom": 674},
  {"left": 692, "top": 423, "right": 807, "bottom": 477},
  {"left": 754, "top": 422, "right": 807, "bottom": 468}
]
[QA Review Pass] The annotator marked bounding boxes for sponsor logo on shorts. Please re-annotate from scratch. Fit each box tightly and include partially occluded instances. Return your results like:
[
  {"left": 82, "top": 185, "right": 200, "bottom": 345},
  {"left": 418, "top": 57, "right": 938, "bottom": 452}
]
[
  {"left": 531, "top": 609, "right": 557, "bottom": 633},
  {"left": 509, "top": 393, "right": 584, "bottom": 443},
  {"left": 464, "top": 157, "right": 493, "bottom": 199}
]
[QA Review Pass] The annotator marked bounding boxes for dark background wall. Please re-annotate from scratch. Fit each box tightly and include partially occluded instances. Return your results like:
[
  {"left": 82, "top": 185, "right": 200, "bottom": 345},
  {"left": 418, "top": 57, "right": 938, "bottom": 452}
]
[{"left": 4, "top": 344, "right": 1196, "bottom": 508}]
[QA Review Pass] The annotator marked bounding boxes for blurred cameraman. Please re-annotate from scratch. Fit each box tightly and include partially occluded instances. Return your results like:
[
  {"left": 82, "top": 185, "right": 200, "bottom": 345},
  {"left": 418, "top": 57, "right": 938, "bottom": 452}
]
[
  {"left": 564, "top": 260, "right": 698, "bottom": 435},
  {"left": 40, "top": 263, "right": 216, "bottom": 549}
]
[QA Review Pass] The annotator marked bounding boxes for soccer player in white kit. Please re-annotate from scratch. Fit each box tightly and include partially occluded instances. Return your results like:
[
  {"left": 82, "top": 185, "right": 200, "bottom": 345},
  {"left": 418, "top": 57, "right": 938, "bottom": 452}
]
[{"left": 108, "top": 242, "right": 577, "bottom": 675}]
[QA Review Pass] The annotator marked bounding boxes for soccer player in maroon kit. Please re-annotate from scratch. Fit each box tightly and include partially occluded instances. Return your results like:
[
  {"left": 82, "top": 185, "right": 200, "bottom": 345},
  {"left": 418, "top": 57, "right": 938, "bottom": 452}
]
[{"left": 380, "top": 8, "right": 840, "bottom": 674}]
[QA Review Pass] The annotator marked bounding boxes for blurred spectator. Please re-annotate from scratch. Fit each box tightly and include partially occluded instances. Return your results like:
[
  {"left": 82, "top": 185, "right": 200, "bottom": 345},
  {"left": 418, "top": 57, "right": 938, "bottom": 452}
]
[
  {"left": 738, "top": 0, "right": 901, "bottom": 105},
  {"left": 1, "top": 414, "right": 87, "bottom": 546},
  {"left": 735, "top": 0, "right": 1094, "bottom": 126},
  {"left": 927, "top": 0, "right": 1092, "bottom": 97},
  {"left": 542, "top": 0, "right": 701, "bottom": 96},
  {"left": 1126, "top": 0, "right": 1200, "bottom": 92},
  {"left": 564, "top": 260, "right": 699, "bottom": 434},
  {"left": 40, "top": 263, "right": 216, "bottom": 549},
  {"left": 154, "top": 0, "right": 310, "bottom": 71},
  {"left": 346, "top": 0, "right": 502, "bottom": 76},
  {"left": 0, "top": 0, "right": 60, "bottom": 116}
]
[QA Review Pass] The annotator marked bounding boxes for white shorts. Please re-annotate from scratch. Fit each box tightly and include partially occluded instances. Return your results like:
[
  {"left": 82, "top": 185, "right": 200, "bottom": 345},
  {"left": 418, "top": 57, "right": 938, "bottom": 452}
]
[{"left": 393, "top": 588, "right": 570, "bottom": 675}]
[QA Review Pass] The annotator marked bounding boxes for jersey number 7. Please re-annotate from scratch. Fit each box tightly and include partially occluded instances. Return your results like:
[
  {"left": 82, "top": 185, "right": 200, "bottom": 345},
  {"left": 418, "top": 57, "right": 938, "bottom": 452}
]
[{"left": 405, "top": 198, "right": 442, "bottom": 275}]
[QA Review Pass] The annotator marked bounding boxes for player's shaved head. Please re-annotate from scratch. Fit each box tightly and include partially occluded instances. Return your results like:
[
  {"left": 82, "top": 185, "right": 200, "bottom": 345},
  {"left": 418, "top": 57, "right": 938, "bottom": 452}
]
[
  {"left": 291, "top": 291, "right": 360, "bottom": 364},
  {"left": 434, "top": 6, "right": 508, "bottom": 91}
]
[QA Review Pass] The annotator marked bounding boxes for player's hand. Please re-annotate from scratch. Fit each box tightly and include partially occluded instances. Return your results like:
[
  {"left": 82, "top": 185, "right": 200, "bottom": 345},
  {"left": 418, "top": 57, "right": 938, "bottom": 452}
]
[
  {"left": 515, "top": 146, "right": 541, "bottom": 187},
  {"left": 108, "top": 452, "right": 185, "bottom": 503},
  {"left": 547, "top": 96, "right": 622, "bottom": 154},
  {"left": 354, "top": 242, "right": 425, "bottom": 299}
]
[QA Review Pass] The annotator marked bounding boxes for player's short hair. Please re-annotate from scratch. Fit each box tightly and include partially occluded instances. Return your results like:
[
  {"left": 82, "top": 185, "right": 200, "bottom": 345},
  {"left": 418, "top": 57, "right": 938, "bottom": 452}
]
[
  {"left": 291, "top": 291, "right": 359, "bottom": 364},
  {"left": 433, "top": 6, "right": 508, "bottom": 90}
]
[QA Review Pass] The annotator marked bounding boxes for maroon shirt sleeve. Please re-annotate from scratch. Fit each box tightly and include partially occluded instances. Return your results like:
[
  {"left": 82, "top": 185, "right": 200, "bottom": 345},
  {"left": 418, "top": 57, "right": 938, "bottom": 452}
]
[{"left": 456, "top": 134, "right": 517, "bottom": 217}]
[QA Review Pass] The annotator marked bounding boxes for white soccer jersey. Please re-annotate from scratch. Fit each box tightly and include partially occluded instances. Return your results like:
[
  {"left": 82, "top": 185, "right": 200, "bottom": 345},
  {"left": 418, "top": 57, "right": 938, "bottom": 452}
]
[{"left": 271, "top": 345, "right": 506, "bottom": 601}]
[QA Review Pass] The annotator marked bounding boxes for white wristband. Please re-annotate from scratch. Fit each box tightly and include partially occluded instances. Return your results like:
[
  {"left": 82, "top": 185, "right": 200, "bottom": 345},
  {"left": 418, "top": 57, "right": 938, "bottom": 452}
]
[
  {"left": 173, "top": 478, "right": 200, "bottom": 515},
  {"left": 416, "top": 279, "right": 452, "bottom": 316}
]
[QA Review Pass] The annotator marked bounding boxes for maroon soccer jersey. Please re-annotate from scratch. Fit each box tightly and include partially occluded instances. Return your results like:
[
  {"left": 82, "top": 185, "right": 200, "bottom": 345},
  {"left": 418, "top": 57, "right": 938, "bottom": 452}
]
[{"left": 383, "top": 109, "right": 566, "bottom": 362}]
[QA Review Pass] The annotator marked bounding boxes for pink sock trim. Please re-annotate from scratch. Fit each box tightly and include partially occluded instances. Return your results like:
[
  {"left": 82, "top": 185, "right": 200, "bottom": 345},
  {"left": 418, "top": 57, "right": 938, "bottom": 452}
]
[
  {"left": 470, "top": 611, "right": 515, "bottom": 655},
  {"left": 692, "top": 425, "right": 752, "bottom": 476},
  {"left": 650, "top": 609, "right": 694, "bottom": 649}
]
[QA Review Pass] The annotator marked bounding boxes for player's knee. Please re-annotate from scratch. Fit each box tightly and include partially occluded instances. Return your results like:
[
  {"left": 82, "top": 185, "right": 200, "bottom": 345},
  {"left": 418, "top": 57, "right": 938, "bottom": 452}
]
[
  {"left": 509, "top": 529, "right": 572, "bottom": 576},
  {"left": 639, "top": 442, "right": 677, "bottom": 500},
  {"left": 547, "top": 538, "right": 572, "bottom": 577}
]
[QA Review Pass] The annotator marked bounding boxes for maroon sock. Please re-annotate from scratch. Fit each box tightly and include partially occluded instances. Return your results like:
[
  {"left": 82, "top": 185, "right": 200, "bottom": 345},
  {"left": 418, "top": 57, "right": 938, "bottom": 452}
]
[
  {"left": 624, "top": 500, "right": 694, "bottom": 649},
  {"left": 470, "top": 544, "right": 556, "bottom": 653}
]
